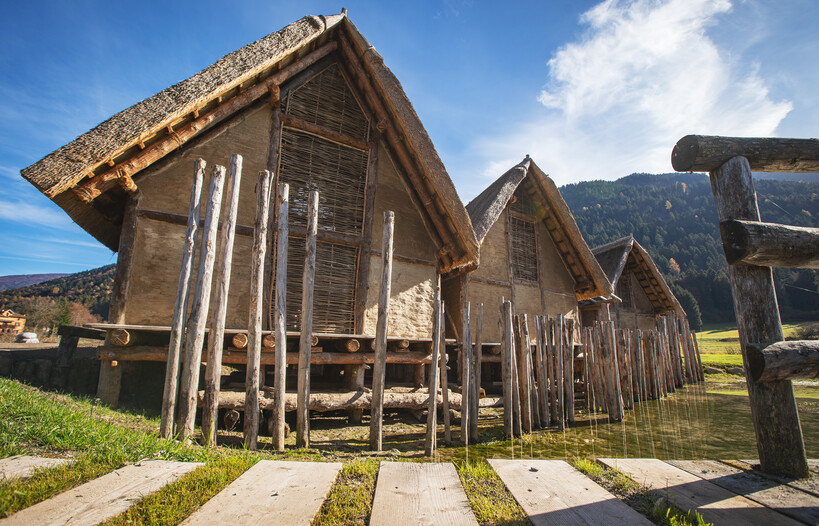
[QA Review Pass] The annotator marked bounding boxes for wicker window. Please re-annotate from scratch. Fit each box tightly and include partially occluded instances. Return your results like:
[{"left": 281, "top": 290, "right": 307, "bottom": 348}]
[
  {"left": 616, "top": 273, "right": 633, "bottom": 309},
  {"left": 511, "top": 217, "right": 538, "bottom": 282}
]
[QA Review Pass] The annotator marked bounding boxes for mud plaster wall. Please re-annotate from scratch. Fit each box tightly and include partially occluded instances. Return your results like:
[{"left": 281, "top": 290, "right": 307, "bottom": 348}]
[
  {"left": 363, "top": 256, "right": 436, "bottom": 338},
  {"left": 125, "top": 104, "right": 271, "bottom": 326},
  {"left": 467, "top": 281, "right": 510, "bottom": 342},
  {"left": 471, "top": 214, "right": 509, "bottom": 281}
]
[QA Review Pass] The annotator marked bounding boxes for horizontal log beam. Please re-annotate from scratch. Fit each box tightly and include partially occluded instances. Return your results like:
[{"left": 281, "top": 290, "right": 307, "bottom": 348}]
[
  {"left": 73, "top": 41, "right": 338, "bottom": 203},
  {"left": 720, "top": 219, "right": 819, "bottom": 269},
  {"left": 57, "top": 325, "right": 105, "bottom": 340},
  {"left": 747, "top": 340, "right": 819, "bottom": 382},
  {"left": 280, "top": 113, "right": 369, "bottom": 151},
  {"left": 672, "top": 135, "right": 819, "bottom": 173}
]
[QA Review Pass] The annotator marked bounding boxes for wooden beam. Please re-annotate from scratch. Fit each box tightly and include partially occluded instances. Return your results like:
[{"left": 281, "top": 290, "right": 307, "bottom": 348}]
[
  {"left": 425, "top": 285, "right": 442, "bottom": 456},
  {"left": 369, "top": 211, "right": 394, "bottom": 451},
  {"left": 296, "top": 190, "right": 319, "bottom": 449},
  {"left": 672, "top": 135, "right": 819, "bottom": 173},
  {"left": 73, "top": 42, "right": 338, "bottom": 203},
  {"left": 281, "top": 113, "right": 369, "bottom": 151},
  {"left": 720, "top": 219, "right": 819, "bottom": 269},
  {"left": 747, "top": 340, "right": 819, "bottom": 382},
  {"left": 272, "top": 183, "right": 289, "bottom": 452}
]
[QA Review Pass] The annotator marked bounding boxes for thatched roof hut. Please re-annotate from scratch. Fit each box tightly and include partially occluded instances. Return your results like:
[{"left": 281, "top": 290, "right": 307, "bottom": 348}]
[
  {"left": 444, "top": 156, "right": 612, "bottom": 343},
  {"left": 580, "top": 235, "right": 683, "bottom": 330}
]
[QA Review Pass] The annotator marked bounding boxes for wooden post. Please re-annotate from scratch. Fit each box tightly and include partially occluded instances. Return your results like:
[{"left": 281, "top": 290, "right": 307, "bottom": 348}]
[
  {"left": 296, "top": 190, "right": 319, "bottom": 449},
  {"left": 160, "top": 159, "right": 204, "bottom": 438},
  {"left": 439, "top": 302, "right": 451, "bottom": 445},
  {"left": 710, "top": 155, "right": 808, "bottom": 477},
  {"left": 501, "top": 300, "right": 514, "bottom": 438},
  {"left": 471, "top": 303, "right": 482, "bottom": 441},
  {"left": 369, "top": 211, "right": 394, "bottom": 451},
  {"left": 460, "top": 301, "right": 471, "bottom": 445},
  {"left": 202, "top": 154, "right": 243, "bottom": 446},
  {"left": 425, "top": 285, "right": 442, "bottom": 456},
  {"left": 534, "top": 316, "right": 549, "bottom": 425},
  {"left": 244, "top": 170, "right": 273, "bottom": 450},
  {"left": 555, "top": 315, "right": 565, "bottom": 429},
  {"left": 514, "top": 315, "right": 531, "bottom": 434},
  {"left": 178, "top": 164, "right": 226, "bottom": 441},
  {"left": 272, "top": 183, "right": 289, "bottom": 451},
  {"left": 565, "top": 319, "right": 575, "bottom": 425}
]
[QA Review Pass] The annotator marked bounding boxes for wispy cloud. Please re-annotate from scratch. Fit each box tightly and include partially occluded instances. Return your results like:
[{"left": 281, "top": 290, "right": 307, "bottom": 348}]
[
  {"left": 471, "top": 0, "right": 792, "bottom": 185},
  {"left": 0, "top": 198, "right": 76, "bottom": 231}
]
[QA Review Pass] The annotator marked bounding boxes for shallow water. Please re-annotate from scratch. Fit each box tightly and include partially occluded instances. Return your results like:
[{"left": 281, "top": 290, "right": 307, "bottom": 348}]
[{"left": 434, "top": 384, "right": 819, "bottom": 463}]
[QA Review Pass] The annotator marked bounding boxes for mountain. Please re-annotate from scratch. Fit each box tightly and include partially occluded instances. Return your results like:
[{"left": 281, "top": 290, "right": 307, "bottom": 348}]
[
  {"left": 0, "top": 273, "right": 69, "bottom": 292},
  {"left": 560, "top": 173, "right": 819, "bottom": 327}
]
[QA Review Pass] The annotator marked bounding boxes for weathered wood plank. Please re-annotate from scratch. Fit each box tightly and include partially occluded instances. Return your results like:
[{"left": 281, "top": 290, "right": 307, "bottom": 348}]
[
  {"left": 599, "top": 458, "right": 801, "bottom": 525},
  {"left": 181, "top": 460, "right": 340, "bottom": 525},
  {"left": 735, "top": 459, "right": 819, "bottom": 498},
  {"left": 489, "top": 459, "right": 652, "bottom": 525},
  {"left": 3, "top": 460, "right": 200, "bottom": 526},
  {"left": 670, "top": 460, "right": 819, "bottom": 525},
  {"left": 369, "top": 461, "right": 477, "bottom": 526},
  {"left": 0, "top": 456, "right": 69, "bottom": 481}
]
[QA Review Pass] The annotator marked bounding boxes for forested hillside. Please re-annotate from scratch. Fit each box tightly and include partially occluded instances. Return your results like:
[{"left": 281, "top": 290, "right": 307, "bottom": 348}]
[
  {"left": 561, "top": 173, "right": 819, "bottom": 327},
  {"left": 0, "top": 273, "right": 69, "bottom": 292}
]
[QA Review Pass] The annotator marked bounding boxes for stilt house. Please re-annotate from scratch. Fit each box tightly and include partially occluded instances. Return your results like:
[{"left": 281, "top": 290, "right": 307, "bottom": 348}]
[
  {"left": 445, "top": 157, "right": 612, "bottom": 345},
  {"left": 20, "top": 13, "right": 479, "bottom": 406},
  {"left": 580, "top": 235, "right": 683, "bottom": 330}
]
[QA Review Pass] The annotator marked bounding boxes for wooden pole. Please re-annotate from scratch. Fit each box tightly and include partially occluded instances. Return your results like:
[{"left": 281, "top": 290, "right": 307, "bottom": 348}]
[
  {"left": 522, "top": 315, "right": 539, "bottom": 429},
  {"left": 296, "top": 190, "right": 319, "bottom": 449},
  {"left": 710, "top": 155, "right": 808, "bottom": 477},
  {"left": 177, "top": 164, "right": 226, "bottom": 441},
  {"left": 244, "top": 170, "right": 273, "bottom": 450},
  {"left": 565, "top": 319, "right": 575, "bottom": 425},
  {"left": 513, "top": 315, "right": 531, "bottom": 434},
  {"left": 439, "top": 302, "right": 451, "bottom": 445},
  {"left": 555, "top": 315, "right": 565, "bottom": 429},
  {"left": 425, "top": 284, "right": 442, "bottom": 456},
  {"left": 160, "top": 158, "right": 204, "bottom": 438},
  {"left": 501, "top": 300, "right": 514, "bottom": 438},
  {"left": 369, "top": 211, "right": 394, "bottom": 451},
  {"left": 471, "top": 303, "right": 482, "bottom": 441},
  {"left": 460, "top": 301, "right": 471, "bottom": 445},
  {"left": 202, "top": 154, "right": 243, "bottom": 446},
  {"left": 534, "top": 316, "right": 549, "bottom": 425},
  {"left": 272, "top": 183, "right": 289, "bottom": 451}
]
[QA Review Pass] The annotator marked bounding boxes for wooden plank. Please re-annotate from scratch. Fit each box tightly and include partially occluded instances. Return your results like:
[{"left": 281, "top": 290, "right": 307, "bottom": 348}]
[
  {"left": 599, "top": 458, "right": 801, "bottom": 525},
  {"left": 369, "top": 461, "right": 477, "bottom": 526},
  {"left": 0, "top": 456, "right": 69, "bottom": 481},
  {"left": 181, "top": 460, "right": 340, "bottom": 525},
  {"left": 3, "top": 460, "right": 200, "bottom": 526},
  {"left": 735, "top": 459, "right": 819, "bottom": 498},
  {"left": 488, "top": 459, "right": 651, "bottom": 525},
  {"left": 669, "top": 460, "right": 819, "bottom": 525}
]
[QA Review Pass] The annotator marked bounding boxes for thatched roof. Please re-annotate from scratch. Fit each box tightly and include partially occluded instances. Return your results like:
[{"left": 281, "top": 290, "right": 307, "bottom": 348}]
[
  {"left": 20, "top": 13, "right": 478, "bottom": 273},
  {"left": 588, "top": 235, "right": 683, "bottom": 314},
  {"left": 466, "top": 157, "right": 613, "bottom": 301}
]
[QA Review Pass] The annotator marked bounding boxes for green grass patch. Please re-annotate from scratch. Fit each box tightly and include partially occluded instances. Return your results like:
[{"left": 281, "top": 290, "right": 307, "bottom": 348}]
[
  {"left": 313, "top": 458, "right": 379, "bottom": 526},
  {"left": 698, "top": 354, "right": 743, "bottom": 368},
  {"left": 455, "top": 459, "right": 529, "bottom": 526}
]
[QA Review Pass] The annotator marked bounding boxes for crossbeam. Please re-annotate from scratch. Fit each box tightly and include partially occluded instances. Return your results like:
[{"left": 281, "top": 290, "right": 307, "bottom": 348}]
[
  {"left": 746, "top": 340, "right": 819, "bottom": 382},
  {"left": 720, "top": 219, "right": 819, "bottom": 269}
]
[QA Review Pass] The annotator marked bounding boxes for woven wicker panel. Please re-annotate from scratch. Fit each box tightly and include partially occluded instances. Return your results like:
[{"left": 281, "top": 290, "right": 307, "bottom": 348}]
[
  {"left": 511, "top": 217, "right": 538, "bottom": 282},
  {"left": 285, "top": 63, "right": 370, "bottom": 143},
  {"left": 510, "top": 189, "right": 537, "bottom": 216},
  {"left": 279, "top": 128, "right": 368, "bottom": 235},
  {"left": 285, "top": 237, "right": 358, "bottom": 334},
  {"left": 616, "top": 272, "right": 633, "bottom": 309}
]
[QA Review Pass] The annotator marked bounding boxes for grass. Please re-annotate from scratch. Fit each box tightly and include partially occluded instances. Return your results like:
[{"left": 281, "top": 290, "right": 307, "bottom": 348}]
[
  {"left": 313, "top": 458, "right": 379, "bottom": 525},
  {"left": 455, "top": 460, "right": 529, "bottom": 525}
]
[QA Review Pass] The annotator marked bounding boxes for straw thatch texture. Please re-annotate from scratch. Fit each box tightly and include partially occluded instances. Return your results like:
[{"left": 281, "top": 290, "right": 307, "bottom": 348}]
[
  {"left": 466, "top": 160, "right": 528, "bottom": 244},
  {"left": 592, "top": 235, "right": 634, "bottom": 286}
]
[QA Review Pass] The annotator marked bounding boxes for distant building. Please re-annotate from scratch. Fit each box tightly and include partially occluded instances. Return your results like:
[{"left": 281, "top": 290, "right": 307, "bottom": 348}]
[{"left": 0, "top": 309, "right": 26, "bottom": 335}]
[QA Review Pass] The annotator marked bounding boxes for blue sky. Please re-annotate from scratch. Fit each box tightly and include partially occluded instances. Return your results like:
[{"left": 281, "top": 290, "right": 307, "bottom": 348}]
[{"left": 1, "top": 0, "right": 817, "bottom": 276}]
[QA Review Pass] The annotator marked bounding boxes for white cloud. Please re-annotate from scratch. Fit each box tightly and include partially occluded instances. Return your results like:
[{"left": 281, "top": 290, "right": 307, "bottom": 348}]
[
  {"left": 472, "top": 0, "right": 792, "bottom": 185},
  {"left": 0, "top": 199, "right": 76, "bottom": 231}
]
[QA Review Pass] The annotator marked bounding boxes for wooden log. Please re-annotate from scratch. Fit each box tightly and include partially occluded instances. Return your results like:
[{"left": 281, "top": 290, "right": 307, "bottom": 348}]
[
  {"left": 720, "top": 219, "right": 819, "bottom": 269},
  {"left": 691, "top": 326, "right": 704, "bottom": 381},
  {"left": 522, "top": 315, "right": 539, "bottom": 430},
  {"left": 262, "top": 334, "right": 276, "bottom": 348},
  {"left": 555, "top": 316, "right": 565, "bottom": 429},
  {"left": 565, "top": 319, "right": 575, "bottom": 425},
  {"left": 710, "top": 155, "right": 808, "bottom": 477},
  {"left": 73, "top": 42, "right": 338, "bottom": 203},
  {"left": 178, "top": 164, "right": 226, "bottom": 441},
  {"left": 607, "top": 322, "right": 623, "bottom": 422},
  {"left": 501, "top": 301, "right": 514, "bottom": 438},
  {"left": 471, "top": 303, "right": 483, "bottom": 441},
  {"left": 616, "top": 330, "right": 633, "bottom": 410},
  {"left": 244, "top": 170, "right": 272, "bottom": 450},
  {"left": 202, "top": 153, "right": 243, "bottom": 447},
  {"left": 369, "top": 211, "right": 394, "bottom": 451},
  {"left": 425, "top": 285, "right": 442, "bottom": 456},
  {"left": 280, "top": 112, "right": 369, "bottom": 151},
  {"left": 439, "top": 303, "right": 451, "bottom": 445},
  {"left": 344, "top": 339, "right": 360, "bottom": 353},
  {"left": 296, "top": 190, "right": 319, "bottom": 449},
  {"left": 746, "top": 340, "right": 819, "bottom": 382},
  {"left": 346, "top": 363, "right": 366, "bottom": 424},
  {"left": 232, "top": 333, "right": 248, "bottom": 349},
  {"left": 109, "top": 329, "right": 130, "bottom": 347},
  {"left": 413, "top": 364, "right": 425, "bottom": 388},
  {"left": 272, "top": 184, "right": 289, "bottom": 451},
  {"left": 160, "top": 159, "right": 204, "bottom": 438},
  {"left": 460, "top": 302, "right": 471, "bottom": 445},
  {"left": 671, "top": 134, "right": 819, "bottom": 173}
]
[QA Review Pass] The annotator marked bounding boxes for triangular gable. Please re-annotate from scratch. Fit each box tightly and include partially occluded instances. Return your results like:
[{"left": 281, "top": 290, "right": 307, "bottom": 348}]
[
  {"left": 466, "top": 157, "right": 612, "bottom": 301},
  {"left": 20, "top": 14, "right": 478, "bottom": 274},
  {"left": 591, "top": 235, "right": 634, "bottom": 286}
]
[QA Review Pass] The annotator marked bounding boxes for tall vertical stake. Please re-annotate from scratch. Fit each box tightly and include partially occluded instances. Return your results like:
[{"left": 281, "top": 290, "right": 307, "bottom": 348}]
[
  {"left": 460, "top": 301, "right": 471, "bottom": 445},
  {"left": 369, "top": 211, "right": 394, "bottom": 451},
  {"left": 296, "top": 190, "right": 319, "bottom": 449},
  {"left": 425, "top": 283, "right": 442, "bottom": 456},
  {"left": 439, "top": 302, "right": 451, "bottom": 445},
  {"left": 272, "top": 183, "right": 289, "bottom": 451},
  {"left": 471, "top": 303, "right": 483, "bottom": 441},
  {"left": 501, "top": 301, "right": 514, "bottom": 438}
]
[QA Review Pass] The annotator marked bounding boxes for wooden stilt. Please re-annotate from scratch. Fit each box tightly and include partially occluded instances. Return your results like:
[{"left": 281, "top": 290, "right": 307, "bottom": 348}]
[
  {"left": 534, "top": 316, "right": 549, "bottom": 425},
  {"left": 178, "top": 164, "right": 226, "bottom": 441},
  {"left": 460, "top": 302, "right": 471, "bottom": 445},
  {"left": 369, "top": 211, "right": 394, "bottom": 451},
  {"left": 501, "top": 301, "right": 514, "bottom": 438},
  {"left": 296, "top": 190, "right": 319, "bottom": 449},
  {"left": 471, "top": 303, "right": 483, "bottom": 441},
  {"left": 272, "top": 183, "right": 289, "bottom": 451},
  {"left": 565, "top": 319, "right": 575, "bottom": 425},
  {"left": 439, "top": 303, "right": 451, "bottom": 445},
  {"left": 202, "top": 154, "right": 243, "bottom": 446},
  {"left": 425, "top": 285, "right": 442, "bottom": 456}
]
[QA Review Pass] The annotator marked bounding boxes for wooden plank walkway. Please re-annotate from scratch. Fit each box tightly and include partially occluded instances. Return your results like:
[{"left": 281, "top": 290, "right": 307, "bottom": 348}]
[
  {"left": 669, "top": 460, "right": 819, "bottom": 525},
  {"left": 0, "top": 455, "right": 69, "bottom": 481},
  {"left": 1, "top": 460, "right": 200, "bottom": 526},
  {"left": 599, "top": 458, "right": 803, "bottom": 525},
  {"left": 181, "top": 460, "right": 341, "bottom": 525},
  {"left": 489, "top": 459, "right": 652, "bottom": 525},
  {"left": 369, "top": 461, "right": 477, "bottom": 526},
  {"left": 737, "top": 459, "right": 819, "bottom": 498}
]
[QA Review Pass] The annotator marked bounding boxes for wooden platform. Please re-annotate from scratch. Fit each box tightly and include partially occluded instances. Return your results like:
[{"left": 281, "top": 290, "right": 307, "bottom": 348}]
[
  {"left": 369, "top": 461, "right": 477, "bottom": 526},
  {"left": 1, "top": 460, "right": 201, "bottom": 525},
  {"left": 181, "top": 460, "right": 341, "bottom": 525},
  {"left": 489, "top": 459, "right": 652, "bottom": 525},
  {"left": 599, "top": 458, "right": 812, "bottom": 525},
  {"left": 0, "top": 455, "right": 70, "bottom": 481}
]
